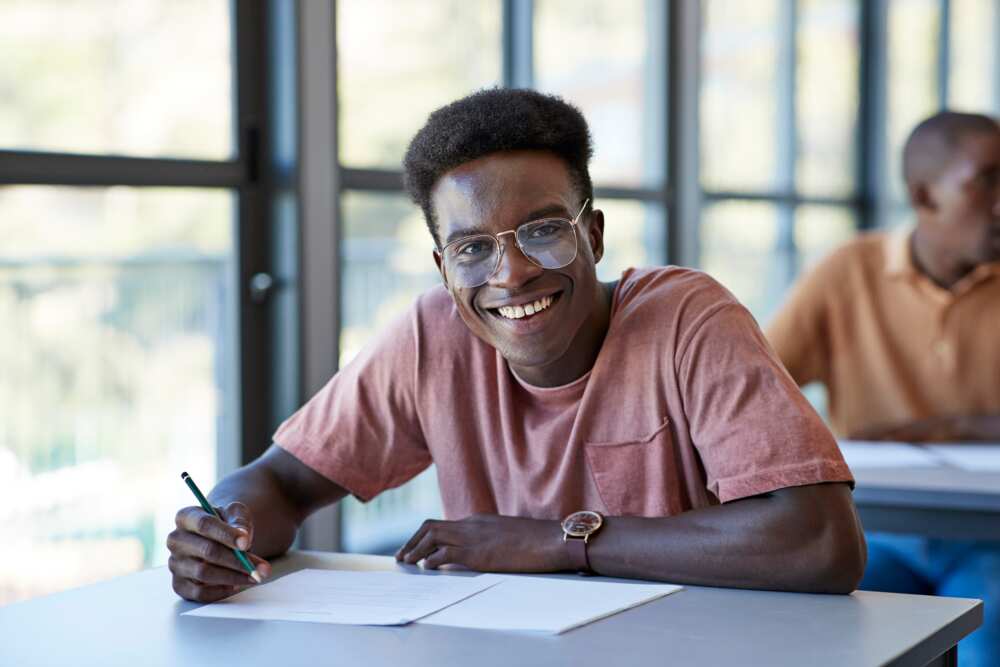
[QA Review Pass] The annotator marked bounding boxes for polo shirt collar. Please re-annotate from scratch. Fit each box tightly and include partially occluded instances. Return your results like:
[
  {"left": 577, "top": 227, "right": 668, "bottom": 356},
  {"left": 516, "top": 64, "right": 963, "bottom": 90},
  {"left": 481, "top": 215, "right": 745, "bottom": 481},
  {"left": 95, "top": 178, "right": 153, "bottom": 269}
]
[{"left": 884, "top": 225, "right": 1000, "bottom": 297}]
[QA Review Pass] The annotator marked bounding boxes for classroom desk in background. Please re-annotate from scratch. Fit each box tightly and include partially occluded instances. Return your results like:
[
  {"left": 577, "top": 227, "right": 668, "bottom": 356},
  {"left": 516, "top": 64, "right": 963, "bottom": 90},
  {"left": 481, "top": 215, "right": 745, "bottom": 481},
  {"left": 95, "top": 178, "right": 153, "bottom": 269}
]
[
  {"left": 0, "top": 551, "right": 982, "bottom": 667},
  {"left": 844, "top": 442, "right": 1000, "bottom": 541}
]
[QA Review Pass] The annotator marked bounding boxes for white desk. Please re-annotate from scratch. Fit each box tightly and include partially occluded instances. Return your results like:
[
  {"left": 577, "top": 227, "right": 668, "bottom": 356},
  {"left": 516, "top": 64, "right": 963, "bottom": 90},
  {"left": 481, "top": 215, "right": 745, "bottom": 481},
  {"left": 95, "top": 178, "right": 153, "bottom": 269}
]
[{"left": 0, "top": 551, "right": 982, "bottom": 667}]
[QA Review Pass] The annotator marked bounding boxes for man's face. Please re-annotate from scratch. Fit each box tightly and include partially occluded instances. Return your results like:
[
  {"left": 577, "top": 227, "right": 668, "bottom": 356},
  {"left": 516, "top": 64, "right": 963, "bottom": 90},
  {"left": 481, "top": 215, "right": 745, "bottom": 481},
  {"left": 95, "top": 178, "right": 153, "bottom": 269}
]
[
  {"left": 925, "top": 129, "right": 1000, "bottom": 266},
  {"left": 429, "top": 150, "right": 605, "bottom": 372}
]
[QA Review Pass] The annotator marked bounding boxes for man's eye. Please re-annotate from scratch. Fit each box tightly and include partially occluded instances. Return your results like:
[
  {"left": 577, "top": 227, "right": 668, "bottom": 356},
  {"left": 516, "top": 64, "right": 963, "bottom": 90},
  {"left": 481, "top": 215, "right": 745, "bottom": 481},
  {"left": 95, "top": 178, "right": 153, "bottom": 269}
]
[
  {"left": 458, "top": 241, "right": 490, "bottom": 256},
  {"left": 527, "top": 222, "right": 560, "bottom": 239}
]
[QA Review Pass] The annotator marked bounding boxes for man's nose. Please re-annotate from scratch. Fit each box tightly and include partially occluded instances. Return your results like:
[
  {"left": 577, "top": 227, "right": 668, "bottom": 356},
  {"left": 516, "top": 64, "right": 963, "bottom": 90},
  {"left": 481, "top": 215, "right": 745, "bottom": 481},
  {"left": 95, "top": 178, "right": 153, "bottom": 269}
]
[{"left": 488, "top": 234, "right": 543, "bottom": 288}]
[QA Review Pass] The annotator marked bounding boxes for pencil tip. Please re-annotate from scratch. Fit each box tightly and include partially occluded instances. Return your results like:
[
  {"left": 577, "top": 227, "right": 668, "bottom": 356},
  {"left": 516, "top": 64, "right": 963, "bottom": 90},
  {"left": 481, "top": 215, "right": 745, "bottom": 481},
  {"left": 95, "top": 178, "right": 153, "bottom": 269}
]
[{"left": 251, "top": 571, "right": 262, "bottom": 584}]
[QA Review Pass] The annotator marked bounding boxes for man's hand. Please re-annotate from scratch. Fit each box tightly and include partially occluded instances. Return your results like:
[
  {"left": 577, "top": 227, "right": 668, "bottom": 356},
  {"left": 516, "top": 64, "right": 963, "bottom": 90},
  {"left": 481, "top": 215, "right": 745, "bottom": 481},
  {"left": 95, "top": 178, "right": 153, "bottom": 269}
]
[
  {"left": 395, "top": 514, "right": 570, "bottom": 572},
  {"left": 166, "top": 501, "right": 272, "bottom": 602}
]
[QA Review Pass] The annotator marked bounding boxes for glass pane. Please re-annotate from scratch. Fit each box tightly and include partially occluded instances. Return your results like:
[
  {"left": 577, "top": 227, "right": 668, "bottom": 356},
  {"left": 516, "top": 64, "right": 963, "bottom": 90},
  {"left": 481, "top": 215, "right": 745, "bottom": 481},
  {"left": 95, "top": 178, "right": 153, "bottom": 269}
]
[
  {"left": 701, "top": 0, "right": 782, "bottom": 191},
  {"left": 794, "top": 204, "right": 857, "bottom": 274},
  {"left": 949, "top": 0, "right": 1000, "bottom": 112},
  {"left": 700, "top": 201, "right": 791, "bottom": 321},
  {"left": 339, "top": 192, "right": 442, "bottom": 553},
  {"left": 535, "top": 0, "right": 666, "bottom": 188},
  {"left": 796, "top": 0, "right": 859, "bottom": 197},
  {"left": 0, "top": 186, "right": 237, "bottom": 605},
  {"left": 595, "top": 199, "right": 666, "bottom": 281},
  {"left": 0, "top": 1, "right": 233, "bottom": 159},
  {"left": 886, "top": 0, "right": 941, "bottom": 204},
  {"left": 337, "top": 0, "right": 502, "bottom": 169}
]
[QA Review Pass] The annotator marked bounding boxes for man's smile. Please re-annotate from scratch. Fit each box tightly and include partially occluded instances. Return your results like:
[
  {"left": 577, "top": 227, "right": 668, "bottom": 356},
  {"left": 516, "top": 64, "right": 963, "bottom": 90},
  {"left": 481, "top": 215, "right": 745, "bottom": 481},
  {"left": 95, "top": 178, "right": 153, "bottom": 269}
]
[{"left": 482, "top": 290, "right": 564, "bottom": 333}]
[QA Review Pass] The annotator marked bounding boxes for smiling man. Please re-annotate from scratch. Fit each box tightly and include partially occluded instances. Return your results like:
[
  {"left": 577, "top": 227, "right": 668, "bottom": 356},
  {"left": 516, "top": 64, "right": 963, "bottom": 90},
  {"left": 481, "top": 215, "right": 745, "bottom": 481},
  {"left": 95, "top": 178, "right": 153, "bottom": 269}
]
[{"left": 166, "top": 89, "right": 864, "bottom": 603}]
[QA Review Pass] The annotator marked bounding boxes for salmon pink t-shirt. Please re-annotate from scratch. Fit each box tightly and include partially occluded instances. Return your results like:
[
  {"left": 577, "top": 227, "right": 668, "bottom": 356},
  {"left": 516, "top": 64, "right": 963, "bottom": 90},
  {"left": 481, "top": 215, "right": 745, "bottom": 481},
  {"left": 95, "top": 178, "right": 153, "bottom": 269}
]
[{"left": 274, "top": 267, "right": 852, "bottom": 520}]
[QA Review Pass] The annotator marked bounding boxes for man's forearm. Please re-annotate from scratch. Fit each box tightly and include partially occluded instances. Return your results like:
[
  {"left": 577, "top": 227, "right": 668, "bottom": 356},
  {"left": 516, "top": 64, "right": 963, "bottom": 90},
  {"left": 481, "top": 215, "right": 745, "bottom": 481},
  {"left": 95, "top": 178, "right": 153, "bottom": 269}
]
[{"left": 586, "top": 484, "right": 865, "bottom": 594}]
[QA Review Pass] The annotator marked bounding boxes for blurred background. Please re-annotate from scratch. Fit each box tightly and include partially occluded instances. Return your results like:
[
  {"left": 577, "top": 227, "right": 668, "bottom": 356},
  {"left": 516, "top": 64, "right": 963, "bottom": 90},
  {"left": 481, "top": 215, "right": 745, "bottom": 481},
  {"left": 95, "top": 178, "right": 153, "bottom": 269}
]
[{"left": 1, "top": 0, "right": 998, "bottom": 605}]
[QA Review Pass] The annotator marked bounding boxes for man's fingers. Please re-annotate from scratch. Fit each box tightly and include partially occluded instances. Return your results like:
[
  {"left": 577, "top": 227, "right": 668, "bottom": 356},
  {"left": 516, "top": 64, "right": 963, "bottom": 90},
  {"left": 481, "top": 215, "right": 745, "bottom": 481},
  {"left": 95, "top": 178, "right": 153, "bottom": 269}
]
[
  {"left": 247, "top": 553, "right": 273, "bottom": 579},
  {"left": 175, "top": 506, "right": 245, "bottom": 551},
  {"left": 220, "top": 502, "right": 254, "bottom": 551},
  {"left": 422, "top": 546, "right": 464, "bottom": 570},
  {"left": 166, "top": 528, "right": 247, "bottom": 574},
  {"left": 395, "top": 520, "right": 433, "bottom": 561},
  {"left": 172, "top": 576, "right": 247, "bottom": 603},
  {"left": 169, "top": 555, "right": 259, "bottom": 587},
  {"left": 400, "top": 523, "right": 456, "bottom": 565}
]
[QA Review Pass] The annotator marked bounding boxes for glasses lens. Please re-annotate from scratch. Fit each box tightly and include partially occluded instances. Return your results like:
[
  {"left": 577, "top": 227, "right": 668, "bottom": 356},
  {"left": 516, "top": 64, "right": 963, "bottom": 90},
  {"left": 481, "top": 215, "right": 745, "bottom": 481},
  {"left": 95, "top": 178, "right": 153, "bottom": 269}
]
[
  {"left": 517, "top": 218, "right": 577, "bottom": 268},
  {"left": 443, "top": 235, "right": 498, "bottom": 288}
]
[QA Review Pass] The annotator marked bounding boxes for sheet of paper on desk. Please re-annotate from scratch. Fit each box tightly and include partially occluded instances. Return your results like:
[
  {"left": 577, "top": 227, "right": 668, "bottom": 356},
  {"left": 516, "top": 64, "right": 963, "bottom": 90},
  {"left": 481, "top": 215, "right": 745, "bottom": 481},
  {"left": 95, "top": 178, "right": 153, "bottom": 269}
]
[
  {"left": 925, "top": 444, "right": 1000, "bottom": 472},
  {"left": 837, "top": 441, "right": 942, "bottom": 468},
  {"left": 418, "top": 574, "right": 682, "bottom": 634},
  {"left": 181, "top": 569, "right": 501, "bottom": 625}
]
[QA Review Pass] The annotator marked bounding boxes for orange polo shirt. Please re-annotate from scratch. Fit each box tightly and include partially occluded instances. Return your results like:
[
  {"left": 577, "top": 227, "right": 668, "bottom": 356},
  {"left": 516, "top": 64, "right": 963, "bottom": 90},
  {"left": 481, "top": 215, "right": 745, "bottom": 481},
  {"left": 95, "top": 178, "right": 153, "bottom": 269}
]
[{"left": 767, "top": 228, "right": 1000, "bottom": 438}]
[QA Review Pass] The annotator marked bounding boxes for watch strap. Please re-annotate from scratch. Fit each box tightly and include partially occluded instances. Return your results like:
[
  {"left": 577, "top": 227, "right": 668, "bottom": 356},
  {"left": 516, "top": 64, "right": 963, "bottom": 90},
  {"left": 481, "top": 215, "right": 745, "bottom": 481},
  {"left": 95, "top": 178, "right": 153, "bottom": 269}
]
[{"left": 564, "top": 535, "right": 592, "bottom": 574}]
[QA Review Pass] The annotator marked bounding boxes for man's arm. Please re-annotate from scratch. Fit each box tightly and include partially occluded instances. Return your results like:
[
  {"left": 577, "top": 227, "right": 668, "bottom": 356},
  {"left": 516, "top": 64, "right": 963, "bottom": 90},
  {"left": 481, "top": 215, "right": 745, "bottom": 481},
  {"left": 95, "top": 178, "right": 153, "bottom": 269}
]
[
  {"left": 167, "top": 445, "right": 347, "bottom": 601},
  {"left": 397, "top": 482, "right": 866, "bottom": 594}
]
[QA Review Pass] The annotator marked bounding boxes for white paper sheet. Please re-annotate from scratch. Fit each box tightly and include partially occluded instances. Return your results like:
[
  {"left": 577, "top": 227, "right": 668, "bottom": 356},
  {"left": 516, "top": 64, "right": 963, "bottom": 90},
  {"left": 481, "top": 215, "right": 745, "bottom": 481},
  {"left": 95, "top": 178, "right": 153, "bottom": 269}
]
[
  {"left": 182, "top": 569, "right": 501, "bottom": 626},
  {"left": 925, "top": 444, "right": 1000, "bottom": 472},
  {"left": 418, "top": 574, "right": 682, "bottom": 634},
  {"left": 837, "top": 441, "right": 942, "bottom": 469}
]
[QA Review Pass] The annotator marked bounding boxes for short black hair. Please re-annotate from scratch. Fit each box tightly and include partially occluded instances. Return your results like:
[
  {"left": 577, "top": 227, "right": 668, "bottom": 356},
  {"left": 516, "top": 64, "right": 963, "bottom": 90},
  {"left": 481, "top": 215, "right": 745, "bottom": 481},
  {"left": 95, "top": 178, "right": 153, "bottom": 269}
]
[
  {"left": 403, "top": 88, "right": 594, "bottom": 246},
  {"left": 902, "top": 110, "right": 999, "bottom": 186}
]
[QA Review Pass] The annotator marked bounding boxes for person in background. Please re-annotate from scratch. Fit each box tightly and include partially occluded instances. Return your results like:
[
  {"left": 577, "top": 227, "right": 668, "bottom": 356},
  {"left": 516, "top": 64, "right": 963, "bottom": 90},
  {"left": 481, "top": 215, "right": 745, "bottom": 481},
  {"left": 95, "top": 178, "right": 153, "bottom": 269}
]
[
  {"left": 768, "top": 111, "right": 1000, "bottom": 667},
  {"left": 166, "top": 89, "right": 865, "bottom": 606}
]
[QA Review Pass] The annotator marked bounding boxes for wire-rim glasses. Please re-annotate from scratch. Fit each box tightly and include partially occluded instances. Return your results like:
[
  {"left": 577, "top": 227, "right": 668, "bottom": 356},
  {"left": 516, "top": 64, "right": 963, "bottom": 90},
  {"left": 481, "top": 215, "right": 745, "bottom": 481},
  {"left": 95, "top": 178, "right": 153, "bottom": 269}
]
[{"left": 440, "top": 199, "right": 589, "bottom": 289}]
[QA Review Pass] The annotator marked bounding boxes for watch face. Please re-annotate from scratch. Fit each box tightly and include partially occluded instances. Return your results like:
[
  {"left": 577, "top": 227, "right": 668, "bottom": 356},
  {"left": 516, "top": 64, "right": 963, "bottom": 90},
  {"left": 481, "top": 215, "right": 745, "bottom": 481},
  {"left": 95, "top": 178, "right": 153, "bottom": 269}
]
[{"left": 562, "top": 510, "right": 603, "bottom": 537}]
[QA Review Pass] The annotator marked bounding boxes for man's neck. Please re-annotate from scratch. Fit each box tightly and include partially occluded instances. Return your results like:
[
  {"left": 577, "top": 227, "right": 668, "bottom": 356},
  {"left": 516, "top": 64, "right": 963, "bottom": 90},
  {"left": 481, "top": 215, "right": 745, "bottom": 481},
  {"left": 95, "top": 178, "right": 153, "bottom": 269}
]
[
  {"left": 910, "top": 226, "right": 973, "bottom": 290},
  {"left": 510, "top": 280, "right": 616, "bottom": 388}
]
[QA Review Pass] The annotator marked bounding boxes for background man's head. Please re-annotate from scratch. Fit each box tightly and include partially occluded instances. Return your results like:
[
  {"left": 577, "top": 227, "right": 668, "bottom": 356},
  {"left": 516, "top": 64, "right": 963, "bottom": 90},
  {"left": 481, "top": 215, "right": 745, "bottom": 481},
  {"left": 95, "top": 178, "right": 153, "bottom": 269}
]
[
  {"left": 403, "top": 88, "right": 594, "bottom": 247},
  {"left": 902, "top": 111, "right": 1000, "bottom": 268}
]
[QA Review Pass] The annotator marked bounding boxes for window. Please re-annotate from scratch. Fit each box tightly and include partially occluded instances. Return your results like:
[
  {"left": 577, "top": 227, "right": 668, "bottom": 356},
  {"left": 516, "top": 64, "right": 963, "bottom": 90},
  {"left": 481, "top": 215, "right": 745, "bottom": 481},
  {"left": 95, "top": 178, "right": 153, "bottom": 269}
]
[
  {"left": 0, "top": 1, "right": 273, "bottom": 606},
  {"left": 700, "top": 0, "right": 861, "bottom": 324}
]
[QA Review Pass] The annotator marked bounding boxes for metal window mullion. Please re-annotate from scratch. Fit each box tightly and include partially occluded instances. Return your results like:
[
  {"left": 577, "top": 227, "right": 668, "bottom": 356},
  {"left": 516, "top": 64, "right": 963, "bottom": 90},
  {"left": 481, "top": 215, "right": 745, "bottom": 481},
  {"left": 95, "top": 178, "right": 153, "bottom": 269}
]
[
  {"left": 297, "top": 0, "right": 342, "bottom": 552},
  {"left": 0, "top": 150, "right": 243, "bottom": 187},
  {"left": 938, "top": 0, "right": 951, "bottom": 107},
  {"left": 858, "top": 0, "right": 887, "bottom": 230},
  {"left": 503, "top": 0, "right": 534, "bottom": 88},
  {"left": 234, "top": 0, "right": 273, "bottom": 470},
  {"left": 777, "top": 0, "right": 798, "bottom": 284},
  {"left": 667, "top": 0, "right": 701, "bottom": 267}
]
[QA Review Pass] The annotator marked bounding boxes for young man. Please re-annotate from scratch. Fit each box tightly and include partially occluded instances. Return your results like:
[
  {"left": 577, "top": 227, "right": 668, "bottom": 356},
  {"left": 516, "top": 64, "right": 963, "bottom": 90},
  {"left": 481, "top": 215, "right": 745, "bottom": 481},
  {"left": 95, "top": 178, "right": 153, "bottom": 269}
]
[
  {"left": 167, "top": 89, "right": 864, "bottom": 603},
  {"left": 767, "top": 111, "right": 1000, "bottom": 666}
]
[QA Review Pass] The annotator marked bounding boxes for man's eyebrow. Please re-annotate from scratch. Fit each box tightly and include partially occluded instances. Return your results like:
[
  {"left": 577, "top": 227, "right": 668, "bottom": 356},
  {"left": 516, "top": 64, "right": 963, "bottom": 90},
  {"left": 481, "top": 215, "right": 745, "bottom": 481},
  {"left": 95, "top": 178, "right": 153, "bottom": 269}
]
[
  {"left": 444, "top": 225, "right": 492, "bottom": 246},
  {"left": 442, "top": 204, "right": 574, "bottom": 246}
]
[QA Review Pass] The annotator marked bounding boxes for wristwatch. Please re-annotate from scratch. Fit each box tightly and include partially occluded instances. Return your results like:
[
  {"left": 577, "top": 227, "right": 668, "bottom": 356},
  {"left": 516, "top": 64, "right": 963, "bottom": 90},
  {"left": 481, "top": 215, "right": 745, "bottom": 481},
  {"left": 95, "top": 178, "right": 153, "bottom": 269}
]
[{"left": 561, "top": 510, "right": 604, "bottom": 574}]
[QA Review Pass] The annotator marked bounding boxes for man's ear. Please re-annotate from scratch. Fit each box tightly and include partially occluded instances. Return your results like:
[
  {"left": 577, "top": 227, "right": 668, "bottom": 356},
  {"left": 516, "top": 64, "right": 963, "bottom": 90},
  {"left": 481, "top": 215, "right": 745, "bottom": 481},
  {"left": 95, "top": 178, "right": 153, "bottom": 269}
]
[
  {"left": 908, "top": 181, "right": 937, "bottom": 213},
  {"left": 586, "top": 209, "right": 606, "bottom": 264},
  {"left": 433, "top": 248, "right": 449, "bottom": 287}
]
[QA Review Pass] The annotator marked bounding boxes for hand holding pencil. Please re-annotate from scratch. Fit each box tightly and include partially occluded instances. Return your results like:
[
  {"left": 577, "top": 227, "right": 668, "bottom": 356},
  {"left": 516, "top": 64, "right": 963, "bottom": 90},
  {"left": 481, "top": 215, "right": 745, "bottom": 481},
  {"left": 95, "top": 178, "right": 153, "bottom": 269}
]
[{"left": 166, "top": 472, "right": 272, "bottom": 602}]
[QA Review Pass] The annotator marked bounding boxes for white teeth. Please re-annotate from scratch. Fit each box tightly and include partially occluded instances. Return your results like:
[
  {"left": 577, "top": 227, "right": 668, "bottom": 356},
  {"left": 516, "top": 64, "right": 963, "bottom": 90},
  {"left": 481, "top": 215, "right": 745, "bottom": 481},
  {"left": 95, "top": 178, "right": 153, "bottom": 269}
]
[{"left": 496, "top": 295, "right": 555, "bottom": 320}]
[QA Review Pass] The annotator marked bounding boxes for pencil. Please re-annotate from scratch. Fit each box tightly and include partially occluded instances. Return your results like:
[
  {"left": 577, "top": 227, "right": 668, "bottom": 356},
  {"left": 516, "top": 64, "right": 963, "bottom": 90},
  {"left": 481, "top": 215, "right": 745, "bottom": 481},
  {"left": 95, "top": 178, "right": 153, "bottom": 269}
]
[{"left": 180, "top": 471, "right": 262, "bottom": 584}]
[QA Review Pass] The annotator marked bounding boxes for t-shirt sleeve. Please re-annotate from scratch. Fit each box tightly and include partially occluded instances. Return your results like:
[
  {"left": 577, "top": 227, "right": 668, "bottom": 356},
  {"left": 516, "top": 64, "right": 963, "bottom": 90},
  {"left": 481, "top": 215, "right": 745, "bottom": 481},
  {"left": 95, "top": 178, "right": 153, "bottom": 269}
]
[
  {"left": 679, "top": 303, "right": 853, "bottom": 503},
  {"left": 272, "top": 308, "right": 431, "bottom": 502},
  {"left": 765, "top": 254, "right": 836, "bottom": 387}
]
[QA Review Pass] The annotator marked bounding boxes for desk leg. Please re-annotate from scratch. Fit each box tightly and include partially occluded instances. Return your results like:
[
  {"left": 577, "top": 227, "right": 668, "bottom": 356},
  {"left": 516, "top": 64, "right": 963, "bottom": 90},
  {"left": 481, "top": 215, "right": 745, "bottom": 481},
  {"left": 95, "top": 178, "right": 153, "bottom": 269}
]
[{"left": 923, "top": 646, "right": 958, "bottom": 667}]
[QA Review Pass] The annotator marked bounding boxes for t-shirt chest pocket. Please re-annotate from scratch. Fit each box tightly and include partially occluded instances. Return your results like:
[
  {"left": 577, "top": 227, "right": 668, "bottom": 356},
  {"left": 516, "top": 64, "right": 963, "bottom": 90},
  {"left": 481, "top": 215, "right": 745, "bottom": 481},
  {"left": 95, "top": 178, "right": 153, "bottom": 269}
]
[{"left": 583, "top": 416, "right": 682, "bottom": 517}]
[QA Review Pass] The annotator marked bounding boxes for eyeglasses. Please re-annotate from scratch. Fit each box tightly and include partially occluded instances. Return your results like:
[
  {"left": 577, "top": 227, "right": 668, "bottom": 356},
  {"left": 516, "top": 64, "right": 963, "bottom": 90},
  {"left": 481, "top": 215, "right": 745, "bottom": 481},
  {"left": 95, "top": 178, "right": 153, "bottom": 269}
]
[{"left": 440, "top": 200, "right": 589, "bottom": 289}]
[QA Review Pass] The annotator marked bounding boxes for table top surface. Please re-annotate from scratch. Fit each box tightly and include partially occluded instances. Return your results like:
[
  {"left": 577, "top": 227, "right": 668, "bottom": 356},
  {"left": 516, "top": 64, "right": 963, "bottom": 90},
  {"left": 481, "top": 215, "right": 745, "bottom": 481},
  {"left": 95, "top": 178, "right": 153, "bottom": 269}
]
[{"left": 0, "top": 551, "right": 982, "bottom": 667}]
